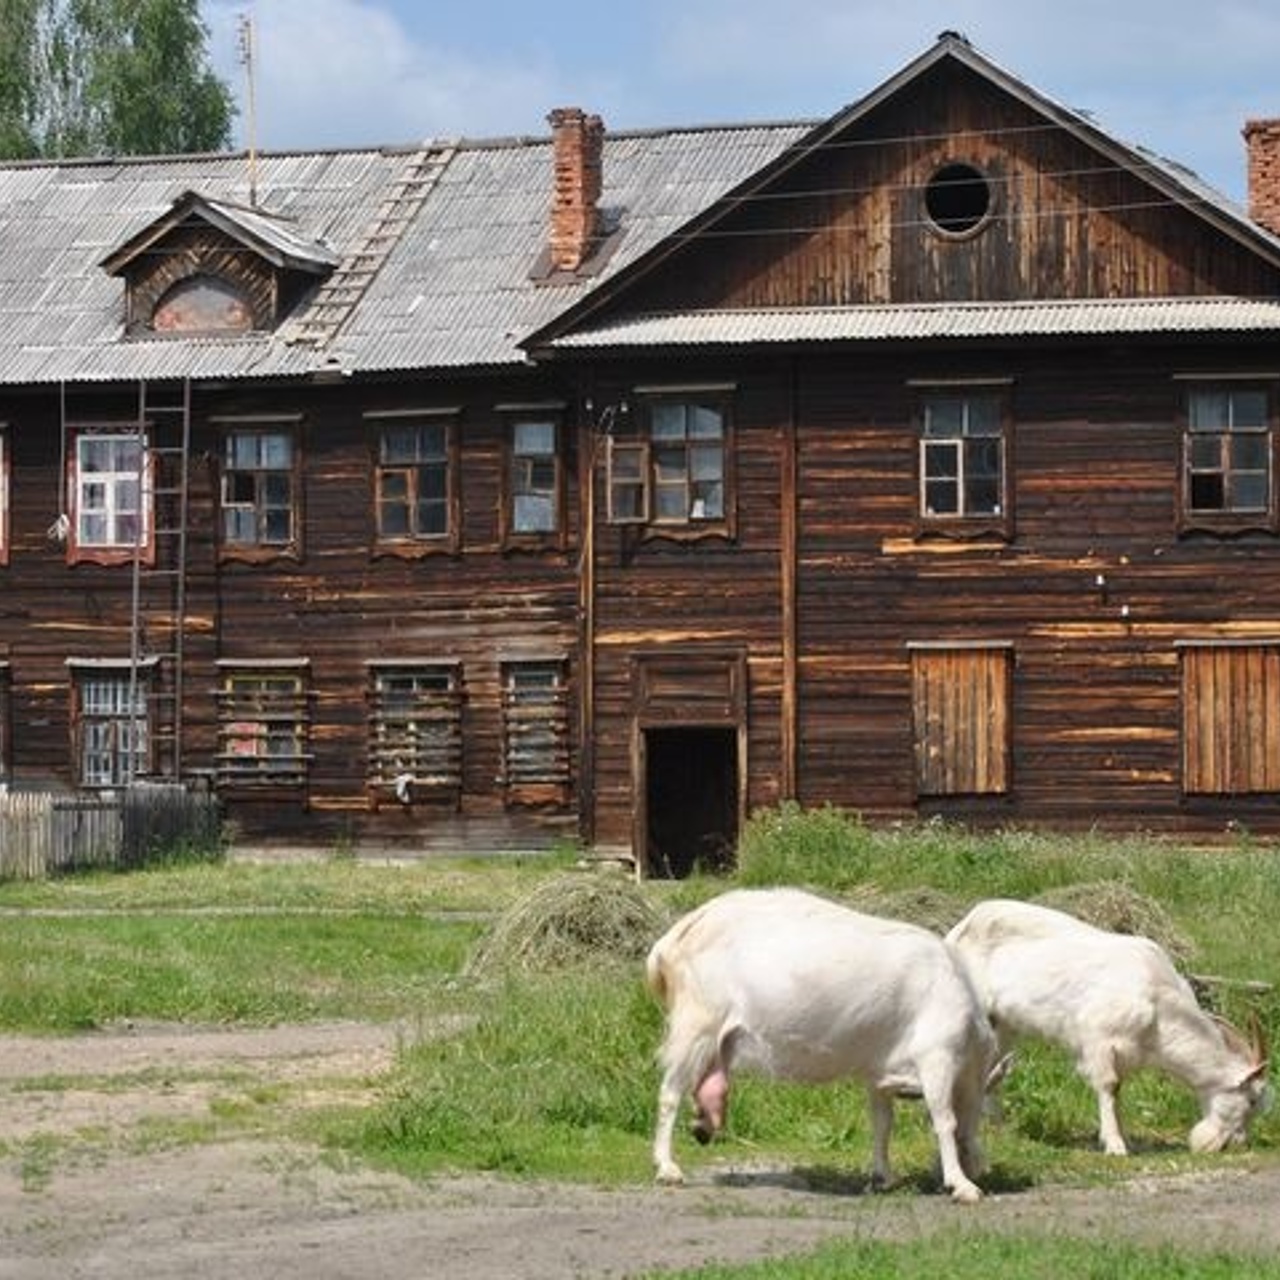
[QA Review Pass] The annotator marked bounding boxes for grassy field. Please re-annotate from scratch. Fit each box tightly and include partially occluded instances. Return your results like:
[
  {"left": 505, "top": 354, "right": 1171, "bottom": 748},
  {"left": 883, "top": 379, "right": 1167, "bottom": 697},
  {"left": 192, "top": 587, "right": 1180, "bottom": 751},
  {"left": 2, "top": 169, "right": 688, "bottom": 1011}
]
[{"left": 1, "top": 810, "right": 1278, "bottom": 1278}]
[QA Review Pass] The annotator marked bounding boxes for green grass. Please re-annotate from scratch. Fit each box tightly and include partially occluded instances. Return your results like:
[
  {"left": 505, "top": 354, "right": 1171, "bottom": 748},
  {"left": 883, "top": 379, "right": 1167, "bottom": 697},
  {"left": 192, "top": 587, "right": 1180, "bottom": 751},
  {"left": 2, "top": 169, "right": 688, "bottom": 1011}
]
[
  {"left": 0, "top": 910, "right": 478, "bottom": 1030},
  {"left": 1, "top": 814, "right": 1278, "bottom": 1216},
  {"left": 638, "top": 1234, "right": 1280, "bottom": 1279}
]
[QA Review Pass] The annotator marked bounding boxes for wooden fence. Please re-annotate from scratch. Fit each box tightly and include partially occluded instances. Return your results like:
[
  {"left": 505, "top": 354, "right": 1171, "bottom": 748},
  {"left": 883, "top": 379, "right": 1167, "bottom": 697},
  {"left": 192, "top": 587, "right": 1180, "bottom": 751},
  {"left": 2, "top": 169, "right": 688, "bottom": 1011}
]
[{"left": 0, "top": 787, "right": 222, "bottom": 880}]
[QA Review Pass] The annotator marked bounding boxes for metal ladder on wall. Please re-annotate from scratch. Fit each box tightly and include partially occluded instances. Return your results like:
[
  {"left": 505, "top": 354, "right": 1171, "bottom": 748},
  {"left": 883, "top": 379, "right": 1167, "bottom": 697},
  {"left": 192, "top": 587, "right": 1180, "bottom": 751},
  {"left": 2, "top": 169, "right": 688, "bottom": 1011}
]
[{"left": 128, "top": 379, "right": 192, "bottom": 783}]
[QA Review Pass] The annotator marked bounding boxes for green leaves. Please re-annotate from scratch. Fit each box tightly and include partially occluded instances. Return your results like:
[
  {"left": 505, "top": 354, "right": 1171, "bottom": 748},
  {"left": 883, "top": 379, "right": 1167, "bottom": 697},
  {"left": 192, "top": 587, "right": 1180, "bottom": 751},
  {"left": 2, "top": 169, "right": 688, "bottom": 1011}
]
[{"left": 0, "top": 0, "right": 234, "bottom": 159}]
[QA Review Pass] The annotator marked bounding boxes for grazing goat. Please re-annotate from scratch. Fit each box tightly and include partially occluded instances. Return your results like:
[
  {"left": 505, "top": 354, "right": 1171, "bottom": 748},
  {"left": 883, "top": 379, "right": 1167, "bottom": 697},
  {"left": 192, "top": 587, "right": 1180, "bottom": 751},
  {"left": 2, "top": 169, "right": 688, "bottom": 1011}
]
[
  {"left": 946, "top": 898, "right": 1271, "bottom": 1155},
  {"left": 646, "top": 887, "right": 1001, "bottom": 1201}
]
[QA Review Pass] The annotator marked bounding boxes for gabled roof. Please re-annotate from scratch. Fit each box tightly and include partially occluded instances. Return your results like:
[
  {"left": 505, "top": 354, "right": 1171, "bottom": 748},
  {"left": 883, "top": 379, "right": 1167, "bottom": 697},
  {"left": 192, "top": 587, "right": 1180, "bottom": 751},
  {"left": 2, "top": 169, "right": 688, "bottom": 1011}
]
[
  {"left": 101, "top": 189, "right": 340, "bottom": 276},
  {"left": 525, "top": 31, "right": 1280, "bottom": 353},
  {"left": 1, "top": 32, "right": 1278, "bottom": 387}
]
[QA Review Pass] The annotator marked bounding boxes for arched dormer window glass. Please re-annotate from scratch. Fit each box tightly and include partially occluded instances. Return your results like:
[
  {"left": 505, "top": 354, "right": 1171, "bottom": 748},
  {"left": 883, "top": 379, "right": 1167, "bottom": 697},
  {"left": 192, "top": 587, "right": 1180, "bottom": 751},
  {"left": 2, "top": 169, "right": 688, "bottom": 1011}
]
[{"left": 151, "top": 274, "right": 254, "bottom": 334}]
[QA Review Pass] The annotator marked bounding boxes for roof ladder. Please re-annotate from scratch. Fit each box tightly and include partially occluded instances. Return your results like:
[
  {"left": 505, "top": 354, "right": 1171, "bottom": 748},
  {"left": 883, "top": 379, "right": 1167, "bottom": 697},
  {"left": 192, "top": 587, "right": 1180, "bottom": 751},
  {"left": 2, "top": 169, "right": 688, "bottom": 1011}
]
[
  {"left": 287, "top": 143, "right": 457, "bottom": 350},
  {"left": 128, "top": 378, "right": 192, "bottom": 784}
]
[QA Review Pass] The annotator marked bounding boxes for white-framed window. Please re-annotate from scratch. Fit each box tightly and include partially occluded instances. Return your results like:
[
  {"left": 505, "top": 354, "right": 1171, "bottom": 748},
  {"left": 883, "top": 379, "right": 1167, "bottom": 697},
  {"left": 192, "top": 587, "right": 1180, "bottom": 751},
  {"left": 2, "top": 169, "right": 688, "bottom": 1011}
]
[
  {"left": 69, "top": 663, "right": 151, "bottom": 787},
  {"left": 67, "top": 429, "right": 149, "bottom": 563},
  {"left": 216, "top": 662, "right": 310, "bottom": 786},
  {"left": 367, "top": 662, "right": 463, "bottom": 799}
]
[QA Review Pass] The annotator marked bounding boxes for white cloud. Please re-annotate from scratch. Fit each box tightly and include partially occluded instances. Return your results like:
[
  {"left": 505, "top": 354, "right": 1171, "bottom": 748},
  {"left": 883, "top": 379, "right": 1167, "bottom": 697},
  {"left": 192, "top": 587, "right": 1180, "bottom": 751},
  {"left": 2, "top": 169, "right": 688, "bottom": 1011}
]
[{"left": 203, "top": 0, "right": 579, "bottom": 149}]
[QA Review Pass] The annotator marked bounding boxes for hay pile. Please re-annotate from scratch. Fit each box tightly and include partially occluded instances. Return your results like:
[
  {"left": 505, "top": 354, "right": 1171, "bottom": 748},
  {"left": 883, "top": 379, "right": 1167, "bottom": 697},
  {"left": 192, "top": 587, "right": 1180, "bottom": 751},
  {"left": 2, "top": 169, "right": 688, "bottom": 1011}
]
[
  {"left": 1032, "top": 880, "right": 1197, "bottom": 966},
  {"left": 840, "top": 884, "right": 971, "bottom": 935},
  {"left": 465, "top": 872, "right": 665, "bottom": 979}
]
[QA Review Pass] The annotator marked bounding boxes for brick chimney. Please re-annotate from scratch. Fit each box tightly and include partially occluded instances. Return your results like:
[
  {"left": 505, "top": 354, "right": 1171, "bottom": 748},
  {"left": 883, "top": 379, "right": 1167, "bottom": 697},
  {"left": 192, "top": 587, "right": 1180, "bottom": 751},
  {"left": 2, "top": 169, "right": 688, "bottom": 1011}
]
[
  {"left": 548, "top": 107, "right": 604, "bottom": 273},
  {"left": 1244, "top": 118, "right": 1280, "bottom": 235}
]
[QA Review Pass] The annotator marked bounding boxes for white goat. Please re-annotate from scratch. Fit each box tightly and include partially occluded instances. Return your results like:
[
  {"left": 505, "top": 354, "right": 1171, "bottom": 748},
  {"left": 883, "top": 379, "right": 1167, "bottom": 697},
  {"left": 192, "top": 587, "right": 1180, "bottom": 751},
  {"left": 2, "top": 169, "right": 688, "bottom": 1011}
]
[
  {"left": 646, "top": 887, "right": 1001, "bottom": 1201},
  {"left": 946, "top": 898, "right": 1271, "bottom": 1155}
]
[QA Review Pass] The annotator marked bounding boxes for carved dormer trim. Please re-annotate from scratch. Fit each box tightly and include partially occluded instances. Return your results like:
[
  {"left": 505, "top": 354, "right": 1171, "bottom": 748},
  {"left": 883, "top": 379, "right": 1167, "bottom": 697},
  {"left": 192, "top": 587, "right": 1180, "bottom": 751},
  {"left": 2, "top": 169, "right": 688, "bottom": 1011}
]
[{"left": 101, "top": 190, "right": 339, "bottom": 337}]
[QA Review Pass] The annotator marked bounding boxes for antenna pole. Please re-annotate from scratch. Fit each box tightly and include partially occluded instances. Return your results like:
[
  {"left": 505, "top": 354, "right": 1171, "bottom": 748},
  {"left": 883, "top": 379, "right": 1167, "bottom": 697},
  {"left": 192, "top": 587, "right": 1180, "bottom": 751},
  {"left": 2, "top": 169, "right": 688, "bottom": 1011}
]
[{"left": 237, "top": 13, "right": 259, "bottom": 207}]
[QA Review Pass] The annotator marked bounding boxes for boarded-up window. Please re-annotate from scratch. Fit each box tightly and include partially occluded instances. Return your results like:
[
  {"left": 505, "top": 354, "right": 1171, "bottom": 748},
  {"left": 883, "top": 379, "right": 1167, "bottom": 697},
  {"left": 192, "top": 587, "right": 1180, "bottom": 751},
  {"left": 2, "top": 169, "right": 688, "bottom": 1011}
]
[
  {"left": 216, "top": 665, "right": 310, "bottom": 786},
  {"left": 367, "top": 664, "right": 462, "bottom": 799},
  {"left": 501, "top": 660, "right": 570, "bottom": 803},
  {"left": 911, "top": 646, "right": 1011, "bottom": 796},
  {"left": 1181, "top": 643, "right": 1280, "bottom": 794}
]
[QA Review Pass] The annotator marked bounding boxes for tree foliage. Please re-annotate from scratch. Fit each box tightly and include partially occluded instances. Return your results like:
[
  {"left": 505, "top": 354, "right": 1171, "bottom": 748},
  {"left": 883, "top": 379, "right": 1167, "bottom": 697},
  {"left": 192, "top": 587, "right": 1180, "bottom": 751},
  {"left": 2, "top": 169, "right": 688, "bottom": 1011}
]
[{"left": 0, "top": 0, "right": 234, "bottom": 159}]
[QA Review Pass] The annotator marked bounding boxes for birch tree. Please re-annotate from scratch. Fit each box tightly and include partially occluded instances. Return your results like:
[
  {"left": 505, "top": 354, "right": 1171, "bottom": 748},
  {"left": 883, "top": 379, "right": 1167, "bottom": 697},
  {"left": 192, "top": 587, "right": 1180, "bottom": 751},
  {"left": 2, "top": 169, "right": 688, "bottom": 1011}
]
[{"left": 0, "top": 0, "right": 234, "bottom": 158}]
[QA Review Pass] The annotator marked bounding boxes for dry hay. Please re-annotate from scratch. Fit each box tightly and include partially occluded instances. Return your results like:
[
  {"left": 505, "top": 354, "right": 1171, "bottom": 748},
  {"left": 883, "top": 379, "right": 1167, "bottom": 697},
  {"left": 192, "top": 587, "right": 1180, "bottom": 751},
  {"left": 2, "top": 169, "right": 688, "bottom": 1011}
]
[
  {"left": 1032, "top": 880, "right": 1197, "bottom": 966},
  {"left": 465, "top": 872, "right": 665, "bottom": 978},
  {"left": 838, "top": 884, "right": 971, "bottom": 935}
]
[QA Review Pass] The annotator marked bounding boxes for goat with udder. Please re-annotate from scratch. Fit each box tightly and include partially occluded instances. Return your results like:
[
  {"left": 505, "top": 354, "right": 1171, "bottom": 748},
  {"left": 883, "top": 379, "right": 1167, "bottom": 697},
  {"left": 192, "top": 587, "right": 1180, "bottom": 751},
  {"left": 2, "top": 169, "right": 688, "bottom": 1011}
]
[
  {"left": 646, "top": 887, "right": 1005, "bottom": 1202},
  {"left": 946, "top": 898, "right": 1271, "bottom": 1155}
]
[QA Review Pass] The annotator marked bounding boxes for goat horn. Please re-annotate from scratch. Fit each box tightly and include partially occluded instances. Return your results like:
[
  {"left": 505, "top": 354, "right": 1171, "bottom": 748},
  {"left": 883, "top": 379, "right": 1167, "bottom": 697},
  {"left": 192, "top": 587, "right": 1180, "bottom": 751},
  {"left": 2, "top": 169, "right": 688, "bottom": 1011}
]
[{"left": 1248, "top": 1010, "right": 1269, "bottom": 1066}]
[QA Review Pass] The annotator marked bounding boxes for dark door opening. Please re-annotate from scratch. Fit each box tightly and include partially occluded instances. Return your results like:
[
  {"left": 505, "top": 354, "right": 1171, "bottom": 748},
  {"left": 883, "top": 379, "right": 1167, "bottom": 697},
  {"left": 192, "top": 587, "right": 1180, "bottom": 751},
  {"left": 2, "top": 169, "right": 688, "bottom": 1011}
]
[{"left": 643, "top": 726, "right": 738, "bottom": 878}]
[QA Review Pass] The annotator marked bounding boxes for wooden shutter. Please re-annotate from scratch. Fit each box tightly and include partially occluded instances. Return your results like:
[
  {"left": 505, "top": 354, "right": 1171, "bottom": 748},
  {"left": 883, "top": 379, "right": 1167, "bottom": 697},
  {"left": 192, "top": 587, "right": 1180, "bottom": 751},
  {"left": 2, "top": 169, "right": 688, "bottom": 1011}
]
[{"left": 912, "top": 647, "right": 1011, "bottom": 796}]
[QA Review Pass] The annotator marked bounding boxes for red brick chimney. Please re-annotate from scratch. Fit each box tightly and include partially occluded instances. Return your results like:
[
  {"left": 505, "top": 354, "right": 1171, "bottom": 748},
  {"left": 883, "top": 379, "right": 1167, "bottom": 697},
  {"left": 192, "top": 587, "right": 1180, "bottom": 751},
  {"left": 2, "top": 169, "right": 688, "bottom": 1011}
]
[
  {"left": 548, "top": 107, "right": 604, "bottom": 273},
  {"left": 1244, "top": 118, "right": 1280, "bottom": 235}
]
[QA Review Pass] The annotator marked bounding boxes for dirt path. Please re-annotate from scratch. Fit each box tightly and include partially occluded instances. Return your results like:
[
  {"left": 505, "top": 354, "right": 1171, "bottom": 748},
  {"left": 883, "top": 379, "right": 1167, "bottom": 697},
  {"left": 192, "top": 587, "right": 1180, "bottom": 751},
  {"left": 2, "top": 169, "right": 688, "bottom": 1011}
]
[{"left": 2, "top": 1023, "right": 1279, "bottom": 1279}]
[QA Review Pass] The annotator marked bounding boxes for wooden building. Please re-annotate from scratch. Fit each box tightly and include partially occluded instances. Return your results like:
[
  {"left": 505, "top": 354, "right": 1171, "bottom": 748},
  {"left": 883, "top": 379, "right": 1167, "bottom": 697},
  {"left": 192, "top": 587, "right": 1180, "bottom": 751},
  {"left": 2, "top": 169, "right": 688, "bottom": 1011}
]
[{"left": 5, "top": 33, "right": 1280, "bottom": 870}]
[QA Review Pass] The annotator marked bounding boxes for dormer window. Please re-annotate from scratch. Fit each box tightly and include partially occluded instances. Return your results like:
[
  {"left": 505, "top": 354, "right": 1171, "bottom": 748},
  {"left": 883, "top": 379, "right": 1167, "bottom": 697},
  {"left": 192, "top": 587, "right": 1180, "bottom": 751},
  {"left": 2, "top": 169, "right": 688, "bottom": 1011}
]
[
  {"left": 102, "top": 189, "right": 339, "bottom": 339},
  {"left": 152, "top": 275, "right": 254, "bottom": 335}
]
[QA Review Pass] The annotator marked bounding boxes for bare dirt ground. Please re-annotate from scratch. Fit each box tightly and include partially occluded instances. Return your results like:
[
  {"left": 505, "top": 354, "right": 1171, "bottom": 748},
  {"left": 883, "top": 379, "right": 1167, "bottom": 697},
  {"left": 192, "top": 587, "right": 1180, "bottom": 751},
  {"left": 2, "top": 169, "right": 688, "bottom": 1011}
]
[{"left": 2, "top": 1022, "right": 1279, "bottom": 1280}]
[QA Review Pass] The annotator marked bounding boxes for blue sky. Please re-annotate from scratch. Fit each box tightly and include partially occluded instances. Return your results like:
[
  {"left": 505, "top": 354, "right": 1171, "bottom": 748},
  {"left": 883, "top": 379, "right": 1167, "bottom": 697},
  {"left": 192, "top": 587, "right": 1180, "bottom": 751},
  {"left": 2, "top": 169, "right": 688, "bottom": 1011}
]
[{"left": 200, "top": 0, "right": 1280, "bottom": 205}]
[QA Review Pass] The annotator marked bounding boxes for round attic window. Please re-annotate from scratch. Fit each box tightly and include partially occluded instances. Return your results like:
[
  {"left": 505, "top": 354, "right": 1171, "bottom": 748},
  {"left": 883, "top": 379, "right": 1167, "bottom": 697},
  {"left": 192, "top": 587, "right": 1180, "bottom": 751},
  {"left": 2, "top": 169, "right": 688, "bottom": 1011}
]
[{"left": 924, "top": 162, "right": 992, "bottom": 236}]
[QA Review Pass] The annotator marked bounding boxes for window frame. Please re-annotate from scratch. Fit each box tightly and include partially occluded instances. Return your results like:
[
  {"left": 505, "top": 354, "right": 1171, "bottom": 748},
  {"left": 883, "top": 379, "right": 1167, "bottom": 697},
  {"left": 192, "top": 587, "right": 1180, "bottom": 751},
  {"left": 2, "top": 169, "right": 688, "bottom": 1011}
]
[
  {"left": 0, "top": 426, "right": 8, "bottom": 567},
  {"left": 605, "top": 387, "right": 735, "bottom": 539},
  {"left": 500, "top": 658, "right": 571, "bottom": 805},
  {"left": 368, "top": 410, "right": 460, "bottom": 557},
  {"left": 365, "top": 660, "right": 464, "bottom": 806},
  {"left": 914, "top": 384, "right": 1012, "bottom": 540},
  {"left": 68, "top": 660, "right": 153, "bottom": 788},
  {"left": 216, "top": 418, "right": 302, "bottom": 562},
  {"left": 500, "top": 407, "right": 566, "bottom": 549},
  {"left": 910, "top": 643, "right": 1012, "bottom": 798},
  {"left": 65, "top": 425, "right": 153, "bottom": 566},
  {"left": 215, "top": 660, "right": 311, "bottom": 789},
  {"left": 1179, "top": 383, "right": 1277, "bottom": 535},
  {"left": 0, "top": 662, "right": 9, "bottom": 786},
  {"left": 1180, "top": 641, "right": 1280, "bottom": 795}
]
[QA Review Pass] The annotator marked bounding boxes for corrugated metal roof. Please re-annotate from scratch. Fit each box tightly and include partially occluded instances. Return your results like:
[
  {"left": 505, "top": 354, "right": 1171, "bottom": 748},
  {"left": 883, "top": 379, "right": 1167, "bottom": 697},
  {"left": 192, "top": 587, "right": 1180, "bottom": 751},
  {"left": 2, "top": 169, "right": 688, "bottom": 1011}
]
[
  {"left": 2, "top": 31, "right": 1280, "bottom": 388},
  {"left": 0, "top": 124, "right": 808, "bottom": 385},
  {"left": 543, "top": 298, "right": 1280, "bottom": 349}
]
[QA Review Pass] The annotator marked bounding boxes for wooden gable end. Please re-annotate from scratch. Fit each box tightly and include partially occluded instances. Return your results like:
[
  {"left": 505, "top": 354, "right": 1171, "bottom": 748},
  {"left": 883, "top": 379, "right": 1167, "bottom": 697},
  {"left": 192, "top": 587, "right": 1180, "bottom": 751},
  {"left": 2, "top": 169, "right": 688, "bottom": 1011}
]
[{"left": 617, "top": 58, "right": 1280, "bottom": 318}]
